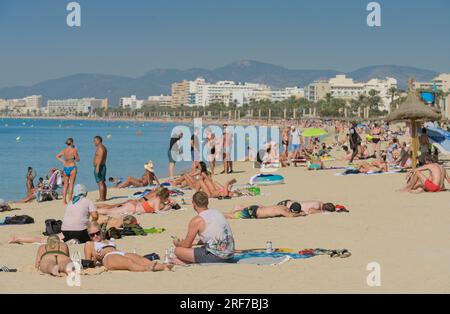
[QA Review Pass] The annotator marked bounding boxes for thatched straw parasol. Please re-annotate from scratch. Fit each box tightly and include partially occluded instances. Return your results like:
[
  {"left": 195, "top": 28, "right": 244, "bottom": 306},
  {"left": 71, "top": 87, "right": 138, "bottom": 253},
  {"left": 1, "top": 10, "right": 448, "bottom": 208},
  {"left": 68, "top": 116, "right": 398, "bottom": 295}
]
[{"left": 386, "top": 77, "right": 441, "bottom": 168}]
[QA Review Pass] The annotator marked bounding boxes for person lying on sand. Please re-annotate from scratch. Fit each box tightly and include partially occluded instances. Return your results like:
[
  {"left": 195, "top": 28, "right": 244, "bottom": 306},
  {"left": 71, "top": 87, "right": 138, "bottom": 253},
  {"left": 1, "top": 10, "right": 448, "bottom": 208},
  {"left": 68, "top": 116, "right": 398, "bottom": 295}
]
[
  {"left": 195, "top": 172, "right": 237, "bottom": 199},
  {"left": 277, "top": 200, "right": 349, "bottom": 216},
  {"left": 171, "top": 162, "right": 210, "bottom": 189},
  {"left": 172, "top": 192, "right": 235, "bottom": 265},
  {"left": 225, "top": 203, "right": 303, "bottom": 219},
  {"left": 355, "top": 154, "right": 388, "bottom": 173},
  {"left": 96, "top": 187, "right": 176, "bottom": 215},
  {"left": 116, "top": 162, "right": 159, "bottom": 188},
  {"left": 84, "top": 222, "right": 172, "bottom": 272},
  {"left": 35, "top": 235, "right": 74, "bottom": 277},
  {"left": 401, "top": 156, "right": 450, "bottom": 193},
  {"left": 226, "top": 201, "right": 348, "bottom": 219}
]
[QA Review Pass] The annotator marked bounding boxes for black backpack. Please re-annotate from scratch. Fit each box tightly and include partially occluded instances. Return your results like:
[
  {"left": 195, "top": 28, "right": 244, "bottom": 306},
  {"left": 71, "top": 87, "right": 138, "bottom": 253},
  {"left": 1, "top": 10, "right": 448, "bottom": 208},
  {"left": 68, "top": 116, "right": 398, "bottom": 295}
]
[
  {"left": 4, "top": 215, "right": 34, "bottom": 225},
  {"left": 42, "top": 219, "right": 62, "bottom": 236}
]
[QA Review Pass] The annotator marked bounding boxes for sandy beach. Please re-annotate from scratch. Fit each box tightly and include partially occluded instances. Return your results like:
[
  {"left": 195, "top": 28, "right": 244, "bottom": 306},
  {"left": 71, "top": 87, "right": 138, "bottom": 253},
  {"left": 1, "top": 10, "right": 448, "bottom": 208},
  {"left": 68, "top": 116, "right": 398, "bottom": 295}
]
[{"left": 1, "top": 139, "right": 450, "bottom": 294}]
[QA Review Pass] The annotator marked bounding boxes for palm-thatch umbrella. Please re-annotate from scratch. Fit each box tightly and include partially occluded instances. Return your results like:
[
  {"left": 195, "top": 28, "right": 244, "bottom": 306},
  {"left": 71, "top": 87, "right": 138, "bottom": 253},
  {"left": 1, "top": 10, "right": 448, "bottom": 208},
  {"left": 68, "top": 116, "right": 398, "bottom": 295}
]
[{"left": 386, "top": 77, "right": 441, "bottom": 168}]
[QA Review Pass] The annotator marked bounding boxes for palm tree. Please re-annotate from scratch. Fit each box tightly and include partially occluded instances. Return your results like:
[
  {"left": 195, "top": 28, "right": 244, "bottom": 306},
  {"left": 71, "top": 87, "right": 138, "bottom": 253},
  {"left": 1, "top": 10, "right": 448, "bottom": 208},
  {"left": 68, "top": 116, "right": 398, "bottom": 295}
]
[{"left": 388, "top": 86, "right": 398, "bottom": 112}]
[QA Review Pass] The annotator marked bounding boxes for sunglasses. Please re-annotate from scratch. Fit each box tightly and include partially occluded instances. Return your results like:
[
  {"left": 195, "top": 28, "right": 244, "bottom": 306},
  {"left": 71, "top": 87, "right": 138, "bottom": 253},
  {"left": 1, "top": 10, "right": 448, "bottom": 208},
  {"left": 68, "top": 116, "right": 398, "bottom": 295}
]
[{"left": 89, "top": 231, "right": 101, "bottom": 238}]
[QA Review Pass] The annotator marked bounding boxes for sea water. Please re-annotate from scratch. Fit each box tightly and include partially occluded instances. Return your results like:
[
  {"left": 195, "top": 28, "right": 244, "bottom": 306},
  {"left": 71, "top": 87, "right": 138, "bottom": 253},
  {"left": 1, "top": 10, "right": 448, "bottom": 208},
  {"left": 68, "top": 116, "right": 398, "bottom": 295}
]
[{"left": 0, "top": 118, "right": 191, "bottom": 201}]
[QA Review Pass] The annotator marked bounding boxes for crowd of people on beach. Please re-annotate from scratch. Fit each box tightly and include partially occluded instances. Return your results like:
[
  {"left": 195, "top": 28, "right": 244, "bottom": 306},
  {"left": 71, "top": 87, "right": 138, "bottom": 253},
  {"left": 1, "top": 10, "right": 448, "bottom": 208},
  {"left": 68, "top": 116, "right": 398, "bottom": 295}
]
[{"left": 4, "top": 117, "right": 450, "bottom": 277}]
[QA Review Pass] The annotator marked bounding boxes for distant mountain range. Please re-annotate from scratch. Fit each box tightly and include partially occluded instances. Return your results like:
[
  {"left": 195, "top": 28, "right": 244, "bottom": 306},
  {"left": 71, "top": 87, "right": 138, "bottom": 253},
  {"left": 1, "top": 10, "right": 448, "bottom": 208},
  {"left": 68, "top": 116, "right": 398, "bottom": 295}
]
[{"left": 0, "top": 60, "right": 441, "bottom": 106}]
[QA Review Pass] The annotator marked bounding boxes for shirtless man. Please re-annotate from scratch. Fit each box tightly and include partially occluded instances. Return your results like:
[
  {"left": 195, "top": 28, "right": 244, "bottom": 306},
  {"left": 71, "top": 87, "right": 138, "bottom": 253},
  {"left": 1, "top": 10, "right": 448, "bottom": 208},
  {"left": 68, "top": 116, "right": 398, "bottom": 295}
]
[
  {"left": 226, "top": 200, "right": 346, "bottom": 219},
  {"left": 225, "top": 203, "right": 303, "bottom": 219},
  {"left": 277, "top": 200, "right": 348, "bottom": 215},
  {"left": 56, "top": 138, "right": 80, "bottom": 204},
  {"left": 93, "top": 136, "right": 108, "bottom": 202},
  {"left": 401, "top": 156, "right": 450, "bottom": 193}
]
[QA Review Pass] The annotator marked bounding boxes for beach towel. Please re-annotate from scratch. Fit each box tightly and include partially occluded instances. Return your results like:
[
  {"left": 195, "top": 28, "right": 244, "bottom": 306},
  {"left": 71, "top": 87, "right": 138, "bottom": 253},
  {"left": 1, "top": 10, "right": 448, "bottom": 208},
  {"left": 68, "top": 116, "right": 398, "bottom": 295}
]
[
  {"left": 143, "top": 227, "right": 165, "bottom": 234},
  {"left": 128, "top": 187, "right": 184, "bottom": 200}
]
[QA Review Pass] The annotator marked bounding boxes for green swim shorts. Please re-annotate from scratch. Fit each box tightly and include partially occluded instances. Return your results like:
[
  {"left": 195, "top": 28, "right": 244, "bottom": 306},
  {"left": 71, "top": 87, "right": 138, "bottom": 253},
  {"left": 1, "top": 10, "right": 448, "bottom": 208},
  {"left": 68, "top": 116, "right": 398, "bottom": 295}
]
[{"left": 94, "top": 164, "right": 107, "bottom": 183}]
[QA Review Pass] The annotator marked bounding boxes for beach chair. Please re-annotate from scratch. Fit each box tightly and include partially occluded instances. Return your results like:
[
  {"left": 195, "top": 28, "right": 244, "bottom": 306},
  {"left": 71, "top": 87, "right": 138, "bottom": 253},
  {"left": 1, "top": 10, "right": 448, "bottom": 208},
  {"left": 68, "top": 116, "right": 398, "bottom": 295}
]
[{"left": 37, "top": 170, "right": 61, "bottom": 202}]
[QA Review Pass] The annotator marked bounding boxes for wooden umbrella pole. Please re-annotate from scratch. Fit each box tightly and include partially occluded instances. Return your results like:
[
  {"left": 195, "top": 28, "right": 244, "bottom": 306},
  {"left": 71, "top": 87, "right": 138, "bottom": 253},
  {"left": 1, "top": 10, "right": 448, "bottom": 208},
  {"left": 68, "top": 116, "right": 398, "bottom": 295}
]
[{"left": 411, "top": 119, "right": 418, "bottom": 169}]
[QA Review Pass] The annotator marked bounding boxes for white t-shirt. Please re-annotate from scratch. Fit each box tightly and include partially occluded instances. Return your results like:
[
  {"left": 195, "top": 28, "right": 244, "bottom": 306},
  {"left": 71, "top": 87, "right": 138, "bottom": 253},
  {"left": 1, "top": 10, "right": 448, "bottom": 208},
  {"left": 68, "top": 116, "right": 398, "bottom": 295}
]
[
  {"left": 62, "top": 197, "right": 97, "bottom": 231},
  {"left": 291, "top": 130, "right": 301, "bottom": 145}
]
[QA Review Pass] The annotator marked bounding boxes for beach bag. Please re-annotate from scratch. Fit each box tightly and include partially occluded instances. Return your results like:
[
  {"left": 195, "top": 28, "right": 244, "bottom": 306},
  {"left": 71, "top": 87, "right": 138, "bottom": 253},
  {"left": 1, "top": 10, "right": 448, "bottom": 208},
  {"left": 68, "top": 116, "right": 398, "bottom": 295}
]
[
  {"left": 121, "top": 223, "right": 147, "bottom": 236},
  {"left": 4, "top": 215, "right": 34, "bottom": 225},
  {"left": 43, "top": 219, "right": 62, "bottom": 235}
]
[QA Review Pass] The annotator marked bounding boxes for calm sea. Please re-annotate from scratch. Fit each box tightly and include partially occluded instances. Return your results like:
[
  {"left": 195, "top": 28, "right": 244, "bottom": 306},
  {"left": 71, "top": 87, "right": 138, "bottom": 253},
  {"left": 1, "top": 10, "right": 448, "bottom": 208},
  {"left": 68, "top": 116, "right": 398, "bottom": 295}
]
[{"left": 0, "top": 118, "right": 192, "bottom": 201}]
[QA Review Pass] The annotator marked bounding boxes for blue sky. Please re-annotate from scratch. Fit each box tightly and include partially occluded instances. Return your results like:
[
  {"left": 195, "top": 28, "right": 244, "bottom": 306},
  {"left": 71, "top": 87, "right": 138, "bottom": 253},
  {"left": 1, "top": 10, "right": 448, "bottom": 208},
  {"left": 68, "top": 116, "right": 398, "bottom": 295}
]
[{"left": 0, "top": 0, "right": 449, "bottom": 87}]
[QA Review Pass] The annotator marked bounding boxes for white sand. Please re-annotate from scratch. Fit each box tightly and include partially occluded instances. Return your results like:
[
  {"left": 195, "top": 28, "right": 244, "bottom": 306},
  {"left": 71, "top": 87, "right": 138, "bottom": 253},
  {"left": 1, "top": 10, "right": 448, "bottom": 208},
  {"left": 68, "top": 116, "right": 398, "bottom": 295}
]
[{"left": 1, "top": 147, "right": 450, "bottom": 293}]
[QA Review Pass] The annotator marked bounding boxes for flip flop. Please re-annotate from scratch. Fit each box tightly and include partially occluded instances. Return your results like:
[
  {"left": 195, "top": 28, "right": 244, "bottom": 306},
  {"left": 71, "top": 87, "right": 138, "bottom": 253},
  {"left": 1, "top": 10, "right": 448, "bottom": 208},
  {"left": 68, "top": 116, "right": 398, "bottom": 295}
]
[{"left": 0, "top": 266, "right": 17, "bottom": 272}]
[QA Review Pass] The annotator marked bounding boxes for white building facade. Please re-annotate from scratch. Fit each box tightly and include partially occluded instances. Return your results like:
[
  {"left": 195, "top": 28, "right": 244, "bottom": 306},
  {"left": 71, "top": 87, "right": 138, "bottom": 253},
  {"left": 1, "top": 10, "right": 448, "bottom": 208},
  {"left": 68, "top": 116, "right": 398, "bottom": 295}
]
[
  {"left": 47, "top": 98, "right": 105, "bottom": 116},
  {"left": 0, "top": 95, "right": 42, "bottom": 115},
  {"left": 120, "top": 95, "right": 144, "bottom": 110}
]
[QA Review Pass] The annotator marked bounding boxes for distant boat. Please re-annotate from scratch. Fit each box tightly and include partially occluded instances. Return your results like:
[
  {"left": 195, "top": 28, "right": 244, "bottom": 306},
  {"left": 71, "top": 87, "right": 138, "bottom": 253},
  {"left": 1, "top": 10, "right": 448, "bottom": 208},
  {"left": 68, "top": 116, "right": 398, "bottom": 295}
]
[
  {"left": 106, "top": 134, "right": 112, "bottom": 140},
  {"left": 16, "top": 136, "right": 21, "bottom": 142}
]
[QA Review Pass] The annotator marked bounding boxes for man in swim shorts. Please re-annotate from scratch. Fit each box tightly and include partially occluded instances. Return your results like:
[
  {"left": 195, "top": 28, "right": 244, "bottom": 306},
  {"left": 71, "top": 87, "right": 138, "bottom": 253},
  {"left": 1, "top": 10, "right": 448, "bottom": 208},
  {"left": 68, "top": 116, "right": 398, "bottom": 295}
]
[
  {"left": 93, "top": 136, "right": 108, "bottom": 202},
  {"left": 225, "top": 203, "right": 304, "bottom": 219},
  {"left": 401, "top": 156, "right": 450, "bottom": 193}
]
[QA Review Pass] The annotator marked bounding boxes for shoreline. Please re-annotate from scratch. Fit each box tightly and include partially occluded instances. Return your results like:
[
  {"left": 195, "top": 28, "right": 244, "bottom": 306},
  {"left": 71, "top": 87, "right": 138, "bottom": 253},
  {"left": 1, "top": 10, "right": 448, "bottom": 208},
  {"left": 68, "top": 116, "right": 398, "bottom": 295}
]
[{"left": 0, "top": 114, "right": 372, "bottom": 127}]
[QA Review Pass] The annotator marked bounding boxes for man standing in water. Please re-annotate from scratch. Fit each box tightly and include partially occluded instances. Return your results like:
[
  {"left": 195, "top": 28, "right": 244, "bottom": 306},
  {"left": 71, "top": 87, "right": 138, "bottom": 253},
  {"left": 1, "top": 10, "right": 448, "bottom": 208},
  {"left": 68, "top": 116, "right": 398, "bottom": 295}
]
[{"left": 93, "top": 136, "right": 108, "bottom": 202}]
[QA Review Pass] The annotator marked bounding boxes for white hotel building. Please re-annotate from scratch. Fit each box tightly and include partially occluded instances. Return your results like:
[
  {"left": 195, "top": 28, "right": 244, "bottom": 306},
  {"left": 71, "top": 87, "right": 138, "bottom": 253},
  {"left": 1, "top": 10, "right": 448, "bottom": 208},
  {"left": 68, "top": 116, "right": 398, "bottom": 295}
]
[
  {"left": 195, "top": 80, "right": 271, "bottom": 107},
  {"left": 47, "top": 98, "right": 107, "bottom": 116},
  {"left": 306, "top": 75, "right": 398, "bottom": 112},
  {"left": 0, "top": 95, "right": 42, "bottom": 115},
  {"left": 120, "top": 95, "right": 144, "bottom": 110}
]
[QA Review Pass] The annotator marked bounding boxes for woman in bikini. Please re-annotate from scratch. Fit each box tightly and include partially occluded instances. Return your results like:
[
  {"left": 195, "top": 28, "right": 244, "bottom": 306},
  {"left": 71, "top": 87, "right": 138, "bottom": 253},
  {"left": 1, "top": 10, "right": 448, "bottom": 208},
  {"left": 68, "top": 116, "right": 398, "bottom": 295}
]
[
  {"left": 35, "top": 235, "right": 74, "bottom": 277},
  {"left": 196, "top": 172, "right": 237, "bottom": 198},
  {"left": 84, "top": 222, "right": 172, "bottom": 272},
  {"left": 96, "top": 187, "right": 174, "bottom": 215},
  {"left": 117, "top": 169, "right": 157, "bottom": 189},
  {"left": 370, "top": 123, "right": 383, "bottom": 159},
  {"left": 56, "top": 138, "right": 80, "bottom": 204}
]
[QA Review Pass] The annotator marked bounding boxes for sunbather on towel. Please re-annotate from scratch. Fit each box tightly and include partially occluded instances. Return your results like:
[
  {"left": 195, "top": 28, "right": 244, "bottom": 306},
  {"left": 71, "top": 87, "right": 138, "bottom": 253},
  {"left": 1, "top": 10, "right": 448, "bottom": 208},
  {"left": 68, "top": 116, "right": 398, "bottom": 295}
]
[
  {"left": 35, "top": 235, "right": 74, "bottom": 277},
  {"left": 277, "top": 200, "right": 349, "bottom": 215},
  {"left": 225, "top": 203, "right": 304, "bottom": 219},
  {"left": 196, "top": 172, "right": 237, "bottom": 199},
  {"left": 401, "top": 156, "right": 450, "bottom": 193},
  {"left": 116, "top": 167, "right": 158, "bottom": 189},
  {"left": 96, "top": 187, "right": 176, "bottom": 215},
  {"left": 356, "top": 155, "right": 388, "bottom": 173},
  {"left": 84, "top": 222, "right": 172, "bottom": 272}
]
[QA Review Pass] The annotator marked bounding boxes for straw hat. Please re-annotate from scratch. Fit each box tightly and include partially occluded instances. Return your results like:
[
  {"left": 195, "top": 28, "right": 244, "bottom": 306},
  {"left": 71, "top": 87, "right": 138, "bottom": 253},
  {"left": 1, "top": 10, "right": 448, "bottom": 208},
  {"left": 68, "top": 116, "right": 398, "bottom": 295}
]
[{"left": 144, "top": 160, "right": 154, "bottom": 173}]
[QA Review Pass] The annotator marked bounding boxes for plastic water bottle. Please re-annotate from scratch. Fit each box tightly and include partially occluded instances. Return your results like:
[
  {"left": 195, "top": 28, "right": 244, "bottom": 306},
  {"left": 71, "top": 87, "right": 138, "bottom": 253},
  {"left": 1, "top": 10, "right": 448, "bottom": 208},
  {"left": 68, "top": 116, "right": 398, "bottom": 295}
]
[
  {"left": 266, "top": 241, "right": 273, "bottom": 253},
  {"left": 164, "top": 249, "right": 170, "bottom": 264},
  {"left": 169, "top": 247, "right": 175, "bottom": 261}
]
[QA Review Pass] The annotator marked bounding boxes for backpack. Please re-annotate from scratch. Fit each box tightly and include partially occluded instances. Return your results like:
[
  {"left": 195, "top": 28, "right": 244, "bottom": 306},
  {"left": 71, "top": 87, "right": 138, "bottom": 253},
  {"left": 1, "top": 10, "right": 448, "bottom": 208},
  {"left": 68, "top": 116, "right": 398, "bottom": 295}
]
[
  {"left": 42, "top": 219, "right": 62, "bottom": 236},
  {"left": 4, "top": 215, "right": 34, "bottom": 225},
  {"left": 121, "top": 223, "right": 147, "bottom": 236}
]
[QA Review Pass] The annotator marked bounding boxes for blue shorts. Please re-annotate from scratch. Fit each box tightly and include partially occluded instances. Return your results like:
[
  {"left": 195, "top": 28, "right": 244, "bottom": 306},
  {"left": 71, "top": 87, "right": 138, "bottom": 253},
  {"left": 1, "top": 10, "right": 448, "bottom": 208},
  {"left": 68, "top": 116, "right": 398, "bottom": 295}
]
[
  {"left": 291, "top": 144, "right": 300, "bottom": 151},
  {"left": 94, "top": 164, "right": 107, "bottom": 183}
]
